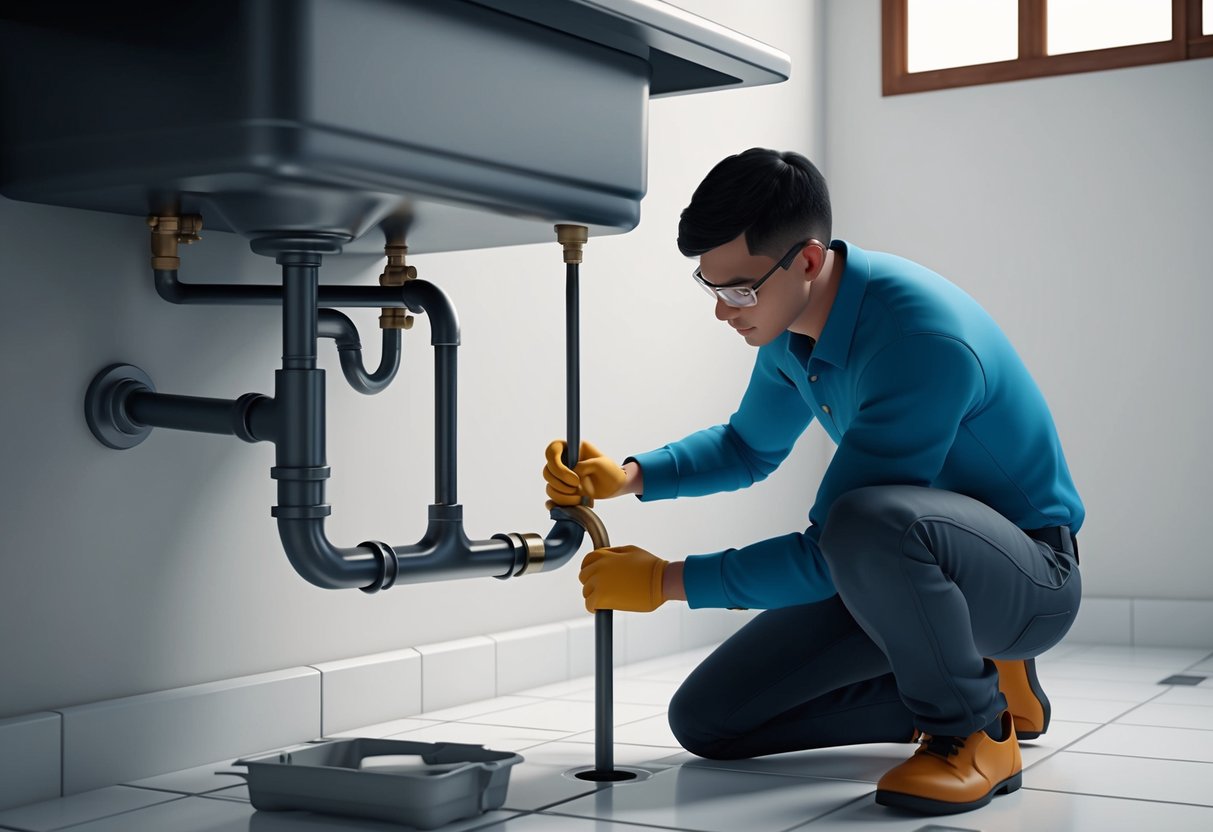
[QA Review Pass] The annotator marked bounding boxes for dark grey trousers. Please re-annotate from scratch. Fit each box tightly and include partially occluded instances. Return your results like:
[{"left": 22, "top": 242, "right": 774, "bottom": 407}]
[{"left": 668, "top": 485, "right": 1081, "bottom": 758}]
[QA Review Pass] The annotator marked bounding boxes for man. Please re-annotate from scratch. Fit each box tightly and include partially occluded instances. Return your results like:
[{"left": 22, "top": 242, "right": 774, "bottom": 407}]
[{"left": 543, "top": 148, "right": 1082, "bottom": 815}]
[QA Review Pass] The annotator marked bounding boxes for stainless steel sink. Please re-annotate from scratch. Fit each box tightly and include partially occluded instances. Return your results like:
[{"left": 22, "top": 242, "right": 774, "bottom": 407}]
[{"left": 0, "top": 0, "right": 789, "bottom": 253}]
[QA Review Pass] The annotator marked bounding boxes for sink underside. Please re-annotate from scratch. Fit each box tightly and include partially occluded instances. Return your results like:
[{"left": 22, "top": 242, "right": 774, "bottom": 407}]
[{"left": 0, "top": 0, "right": 789, "bottom": 254}]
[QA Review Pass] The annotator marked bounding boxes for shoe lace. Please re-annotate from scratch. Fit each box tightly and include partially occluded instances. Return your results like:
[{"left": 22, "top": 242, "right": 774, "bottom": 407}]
[{"left": 922, "top": 734, "right": 965, "bottom": 759}]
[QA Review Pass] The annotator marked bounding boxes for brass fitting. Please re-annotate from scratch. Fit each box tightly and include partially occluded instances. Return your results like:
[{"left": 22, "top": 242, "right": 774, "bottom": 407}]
[
  {"left": 559, "top": 504, "right": 610, "bottom": 550},
  {"left": 146, "top": 214, "right": 203, "bottom": 270},
  {"left": 511, "top": 505, "right": 609, "bottom": 577},
  {"left": 379, "top": 242, "right": 417, "bottom": 330},
  {"left": 555, "top": 224, "right": 589, "bottom": 265},
  {"left": 513, "top": 532, "right": 547, "bottom": 577}
]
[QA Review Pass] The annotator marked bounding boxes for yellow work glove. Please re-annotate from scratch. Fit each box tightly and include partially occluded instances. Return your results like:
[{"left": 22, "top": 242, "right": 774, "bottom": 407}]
[
  {"left": 579, "top": 545, "right": 668, "bottom": 613},
  {"left": 543, "top": 439, "right": 627, "bottom": 508}
]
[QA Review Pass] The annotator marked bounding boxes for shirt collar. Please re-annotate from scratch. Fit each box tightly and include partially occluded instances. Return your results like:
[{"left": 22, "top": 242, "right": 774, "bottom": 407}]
[{"left": 808, "top": 239, "right": 870, "bottom": 369}]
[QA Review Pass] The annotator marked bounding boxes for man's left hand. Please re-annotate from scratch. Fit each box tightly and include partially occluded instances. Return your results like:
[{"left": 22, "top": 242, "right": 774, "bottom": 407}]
[{"left": 578, "top": 545, "right": 668, "bottom": 613}]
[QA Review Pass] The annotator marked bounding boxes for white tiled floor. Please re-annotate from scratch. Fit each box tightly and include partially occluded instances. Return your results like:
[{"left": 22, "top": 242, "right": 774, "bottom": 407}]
[{"left": 3, "top": 641, "right": 1212, "bottom": 831}]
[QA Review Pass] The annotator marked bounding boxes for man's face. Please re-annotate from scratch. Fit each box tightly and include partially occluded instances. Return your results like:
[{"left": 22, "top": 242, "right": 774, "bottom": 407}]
[{"left": 696, "top": 233, "right": 816, "bottom": 347}]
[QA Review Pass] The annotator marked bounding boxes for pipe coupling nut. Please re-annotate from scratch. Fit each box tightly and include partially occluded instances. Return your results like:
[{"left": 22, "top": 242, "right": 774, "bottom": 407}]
[
  {"left": 514, "top": 532, "right": 546, "bottom": 577},
  {"left": 358, "top": 540, "right": 399, "bottom": 594},
  {"left": 555, "top": 224, "right": 589, "bottom": 264}
]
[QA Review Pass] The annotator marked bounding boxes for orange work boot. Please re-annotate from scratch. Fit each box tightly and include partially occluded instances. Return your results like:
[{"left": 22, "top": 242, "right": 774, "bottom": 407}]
[
  {"left": 992, "top": 658, "right": 1050, "bottom": 740},
  {"left": 875, "top": 712, "right": 1022, "bottom": 815}
]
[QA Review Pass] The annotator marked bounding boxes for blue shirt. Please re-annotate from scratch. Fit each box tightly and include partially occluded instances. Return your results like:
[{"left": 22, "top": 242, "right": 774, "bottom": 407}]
[{"left": 630, "top": 240, "right": 1085, "bottom": 610}]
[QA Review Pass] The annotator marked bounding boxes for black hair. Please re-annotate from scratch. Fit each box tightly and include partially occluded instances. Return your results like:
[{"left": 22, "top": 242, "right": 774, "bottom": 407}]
[{"left": 677, "top": 148, "right": 832, "bottom": 259}]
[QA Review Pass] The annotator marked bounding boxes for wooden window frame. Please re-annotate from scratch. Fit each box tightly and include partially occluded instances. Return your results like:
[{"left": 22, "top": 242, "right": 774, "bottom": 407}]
[{"left": 883, "top": 0, "right": 1213, "bottom": 95}]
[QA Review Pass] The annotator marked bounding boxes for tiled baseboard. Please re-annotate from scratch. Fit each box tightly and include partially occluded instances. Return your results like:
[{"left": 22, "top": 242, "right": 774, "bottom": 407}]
[
  {"left": 1059, "top": 598, "right": 1213, "bottom": 648},
  {"left": 0, "top": 605, "right": 756, "bottom": 810},
  {"left": 2, "top": 598, "right": 1208, "bottom": 811}
]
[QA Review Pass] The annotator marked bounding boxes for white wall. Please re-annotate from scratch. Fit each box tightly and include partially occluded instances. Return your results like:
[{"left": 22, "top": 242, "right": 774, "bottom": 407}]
[
  {"left": 823, "top": 1, "right": 1213, "bottom": 600},
  {"left": 0, "top": 0, "right": 826, "bottom": 720}
]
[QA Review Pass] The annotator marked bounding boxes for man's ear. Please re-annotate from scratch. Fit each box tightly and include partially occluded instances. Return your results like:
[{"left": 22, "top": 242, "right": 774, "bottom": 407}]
[{"left": 800, "top": 241, "right": 827, "bottom": 279}]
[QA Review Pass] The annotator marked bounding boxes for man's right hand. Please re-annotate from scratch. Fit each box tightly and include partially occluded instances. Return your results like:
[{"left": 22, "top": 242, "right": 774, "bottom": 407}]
[{"left": 544, "top": 439, "right": 628, "bottom": 507}]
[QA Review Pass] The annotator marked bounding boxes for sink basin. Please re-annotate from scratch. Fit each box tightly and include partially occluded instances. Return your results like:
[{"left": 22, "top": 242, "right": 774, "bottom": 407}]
[{"left": 0, "top": 0, "right": 789, "bottom": 253}]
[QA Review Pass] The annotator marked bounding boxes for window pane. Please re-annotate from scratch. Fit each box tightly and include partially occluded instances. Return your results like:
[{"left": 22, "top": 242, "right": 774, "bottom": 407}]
[
  {"left": 1205, "top": 0, "right": 1213, "bottom": 36},
  {"left": 907, "top": 0, "right": 1018, "bottom": 73},
  {"left": 1047, "top": 0, "right": 1172, "bottom": 55}
]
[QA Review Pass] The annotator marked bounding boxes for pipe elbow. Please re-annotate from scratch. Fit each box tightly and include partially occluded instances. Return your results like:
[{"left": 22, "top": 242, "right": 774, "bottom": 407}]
[
  {"left": 153, "top": 269, "right": 188, "bottom": 304},
  {"left": 318, "top": 309, "right": 361, "bottom": 349},
  {"left": 542, "top": 517, "right": 588, "bottom": 571},
  {"left": 276, "top": 518, "right": 383, "bottom": 590},
  {"left": 401, "top": 280, "right": 460, "bottom": 346}
]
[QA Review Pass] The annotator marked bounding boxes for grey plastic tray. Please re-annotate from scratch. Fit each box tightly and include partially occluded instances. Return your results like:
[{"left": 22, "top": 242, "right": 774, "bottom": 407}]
[{"left": 234, "top": 738, "right": 523, "bottom": 830}]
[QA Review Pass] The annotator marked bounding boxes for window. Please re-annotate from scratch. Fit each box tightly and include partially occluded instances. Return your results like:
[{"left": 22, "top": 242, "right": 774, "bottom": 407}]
[{"left": 883, "top": 0, "right": 1213, "bottom": 95}]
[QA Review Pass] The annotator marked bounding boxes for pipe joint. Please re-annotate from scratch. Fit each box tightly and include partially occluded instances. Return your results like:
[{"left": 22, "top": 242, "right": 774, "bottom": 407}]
[
  {"left": 379, "top": 243, "right": 417, "bottom": 331},
  {"left": 400, "top": 280, "right": 460, "bottom": 346},
  {"left": 494, "top": 532, "right": 547, "bottom": 578},
  {"left": 555, "top": 224, "right": 589, "bottom": 264},
  {"left": 358, "top": 540, "right": 400, "bottom": 594},
  {"left": 233, "top": 393, "right": 270, "bottom": 443},
  {"left": 147, "top": 214, "right": 202, "bottom": 271}
]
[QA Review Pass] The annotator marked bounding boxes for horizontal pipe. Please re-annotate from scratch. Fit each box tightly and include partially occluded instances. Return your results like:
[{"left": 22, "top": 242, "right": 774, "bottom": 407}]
[
  {"left": 126, "top": 390, "right": 270, "bottom": 443},
  {"left": 277, "top": 508, "right": 585, "bottom": 591},
  {"left": 155, "top": 269, "right": 452, "bottom": 316},
  {"left": 155, "top": 270, "right": 459, "bottom": 348}
]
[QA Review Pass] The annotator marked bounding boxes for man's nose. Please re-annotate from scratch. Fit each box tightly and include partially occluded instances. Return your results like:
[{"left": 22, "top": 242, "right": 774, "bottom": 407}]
[{"left": 714, "top": 297, "right": 737, "bottom": 321}]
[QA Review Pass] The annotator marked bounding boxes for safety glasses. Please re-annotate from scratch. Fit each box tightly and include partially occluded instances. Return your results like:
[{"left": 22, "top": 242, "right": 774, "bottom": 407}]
[{"left": 692, "top": 240, "right": 810, "bottom": 308}]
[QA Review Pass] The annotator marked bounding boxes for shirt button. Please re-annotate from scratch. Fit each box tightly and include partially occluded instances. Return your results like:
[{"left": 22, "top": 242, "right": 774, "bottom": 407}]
[
  {"left": 809, "top": 375, "right": 819, "bottom": 382},
  {"left": 821, "top": 404, "right": 831, "bottom": 414}
]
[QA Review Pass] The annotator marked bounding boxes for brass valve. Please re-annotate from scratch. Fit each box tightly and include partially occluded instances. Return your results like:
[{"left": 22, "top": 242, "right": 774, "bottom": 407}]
[
  {"left": 379, "top": 242, "right": 417, "bottom": 330},
  {"left": 555, "top": 224, "right": 589, "bottom": 264},
  {"left": 147, "top": 214, "right": 203, "bottom": 270}
]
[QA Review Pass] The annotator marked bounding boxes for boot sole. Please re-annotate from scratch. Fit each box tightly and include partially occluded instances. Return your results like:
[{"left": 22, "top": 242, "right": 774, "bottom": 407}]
[
  {"left": 875, "top": 771, "right": 1023, "bottom": 815},
  {"left": 1015, "top": 657, "right": 1051, "bottom": 740}
]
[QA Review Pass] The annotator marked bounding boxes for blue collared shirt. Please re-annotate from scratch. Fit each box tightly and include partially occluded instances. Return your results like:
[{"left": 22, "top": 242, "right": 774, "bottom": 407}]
[{"left": 630, "top": 240, "right": 1085, "bottom": 609}]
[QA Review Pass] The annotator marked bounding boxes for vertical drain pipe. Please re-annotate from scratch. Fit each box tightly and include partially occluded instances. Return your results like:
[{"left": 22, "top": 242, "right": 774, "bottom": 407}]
[{"left": 556, "top": 226, "right": 634, "bottom": 783}]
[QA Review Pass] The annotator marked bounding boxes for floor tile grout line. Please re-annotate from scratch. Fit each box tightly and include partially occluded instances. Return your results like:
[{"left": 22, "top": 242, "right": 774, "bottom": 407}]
[
  {"left": 503, "top": 785, "right": 607, "bottom": 815},
  {"left": 123, "top": 783, "right": 237, "bottom": 799},
  {"left": 1027, "top": 748, "right": 1213, "bottom": 769},
  {"left": 453, "top": 707, "right": 668, "bottom": 736},
  {"left": 1023, "top": 784, "right": 1213, "bottom": 810},
  {"left": 460, "top": 810, "right": 536, "bottom": 832},
  {"left": 1025, "top": 686, "right": 1173, "bottom": 764},
  {"left": 1181, "top": 649, "right": 1213, "bottom": 673},
  {"left": 1066, "top": 747, "right": 1213, "bottom": 765},
  {"left": 44, "top": 793, "right": 191, "bottom": 832},
  {"left": 778, "top": 789, "right": 875, "bottom": 831},
  {"left": 1076, "top": 684, "right": 1173, "bottom": 726},
  {"left": 538, "top": 806, "right": 719, "bottom": 832}
]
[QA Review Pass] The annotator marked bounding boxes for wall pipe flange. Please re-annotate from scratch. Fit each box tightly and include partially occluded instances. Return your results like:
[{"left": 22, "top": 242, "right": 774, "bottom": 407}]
[
  {"left": 249, "top": 233, "right": 349, "bottom": 259},
  {"left": 84, "top": 364, "right": 155, "bottom": 449}
]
